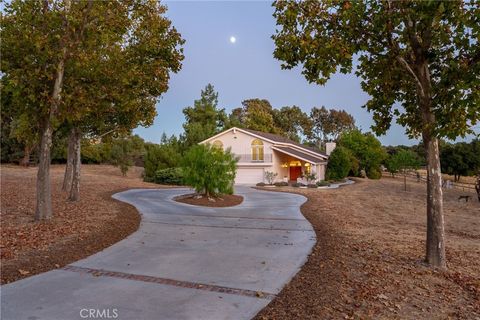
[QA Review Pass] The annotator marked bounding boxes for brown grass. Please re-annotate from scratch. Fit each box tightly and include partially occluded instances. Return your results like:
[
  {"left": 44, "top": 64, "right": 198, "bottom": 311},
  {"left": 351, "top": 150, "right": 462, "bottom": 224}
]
[
  {"left": 417, "top": 169, "right": 478, "bottom": 185},
  {"left": 0, "top": 164, "right": 168, "bottom": 284},
  {"left": 255, "top": 177, "right": 480, "bottom": 319}
]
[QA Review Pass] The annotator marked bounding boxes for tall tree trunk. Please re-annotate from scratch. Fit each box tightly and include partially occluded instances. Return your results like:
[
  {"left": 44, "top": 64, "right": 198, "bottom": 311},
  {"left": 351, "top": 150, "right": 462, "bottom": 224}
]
[
  {"left": 68, "top": 127, "right": 81, "bottom": 201},
  {"left": 423, "top": 135, "right": 446, "bottom": 268},
  {"left": 62, "top": 129, "right": 75, "bottom": 191},
  {"left": 35, "top": 121, "right": 54, "bottom": 220},
  {"left": 34, "top": 24, "right": 68, "bottom": 220},
  {"left": 416, "top": 60, "right": 446, "bottom": 269},
  {"left": 20, "top": 145, "right": 31, "bottom": 167}
]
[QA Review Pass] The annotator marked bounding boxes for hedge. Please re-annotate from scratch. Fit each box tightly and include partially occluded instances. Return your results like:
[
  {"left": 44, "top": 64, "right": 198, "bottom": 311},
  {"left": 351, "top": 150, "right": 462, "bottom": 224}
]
[{"left": 154, "top": 168, "right": 184, "bottom": 185}]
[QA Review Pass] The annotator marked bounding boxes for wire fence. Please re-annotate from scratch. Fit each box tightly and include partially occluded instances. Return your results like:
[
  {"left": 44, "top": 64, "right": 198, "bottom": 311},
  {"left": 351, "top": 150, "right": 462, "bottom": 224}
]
[{"left": 382, "top": 171, "right": 478, "bottom": 193}]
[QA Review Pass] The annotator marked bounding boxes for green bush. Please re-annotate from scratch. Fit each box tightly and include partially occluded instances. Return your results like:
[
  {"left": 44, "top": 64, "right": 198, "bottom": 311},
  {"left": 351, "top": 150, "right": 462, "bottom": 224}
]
[
  {"left": 326, "top": 146, "right": 351, "bottom": 180},
  {"left": 181, "top": 144, "right": 238, "bottom": 196},
  {"left": 307, "top": 184, "right": 317, "bottom": 188},
  {"left": 274, "top": 181, "right": 288, "bottom": 187},
  {"left": 154, "top": 168, "right": 184, "bottom": 185},
  {"left": 367, "top": 167, "right": 382, "bottom": 179},
  {"left": 316, "top": 180, "right": 330, "bottom": 187},
  {"left": 339, "top": 130, "right": 387, "bottom": 177},
  {"left": 292, "top": 182, "right": 306, "bottom": 188},
  {"left": 256, "top": 182, "right": 266, "bottom": 186},
  {"left": 143, "top": 138, "right": 181, "bottom": 182}
]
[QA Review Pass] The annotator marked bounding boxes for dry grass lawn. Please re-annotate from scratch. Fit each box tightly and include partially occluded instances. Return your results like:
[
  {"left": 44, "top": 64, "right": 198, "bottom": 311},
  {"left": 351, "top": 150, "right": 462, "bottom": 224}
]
[
  {"left": 0, "top": 164, "right": 167, "bottom": 284},
  {"left": 256, "top": 177, "right": 479, "bottom": 320}
]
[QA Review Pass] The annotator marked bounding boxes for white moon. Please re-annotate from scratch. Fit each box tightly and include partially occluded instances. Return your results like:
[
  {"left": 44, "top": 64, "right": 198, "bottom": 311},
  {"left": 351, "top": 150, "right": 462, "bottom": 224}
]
[{"left": 229, "top": 36, "right": 236, "bottom": 44}]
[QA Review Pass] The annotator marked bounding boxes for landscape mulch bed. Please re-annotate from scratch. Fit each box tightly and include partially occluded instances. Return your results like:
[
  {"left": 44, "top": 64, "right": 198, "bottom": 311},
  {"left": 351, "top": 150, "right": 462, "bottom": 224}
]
[
  {"left": 255, "top": 177, "right": 480, "bottom": 320},
  {"left": 0, "top": 164, "right": 167, "bottom": 284},
  {"left": 174, "top": 193, "right": 243, "bottom": 207}
]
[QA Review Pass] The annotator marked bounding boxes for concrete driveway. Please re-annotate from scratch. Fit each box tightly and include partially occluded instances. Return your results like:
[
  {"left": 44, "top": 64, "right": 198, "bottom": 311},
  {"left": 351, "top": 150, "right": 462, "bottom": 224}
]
[{"left": 1, "top": 186, "right": 315, "bottom": 320}]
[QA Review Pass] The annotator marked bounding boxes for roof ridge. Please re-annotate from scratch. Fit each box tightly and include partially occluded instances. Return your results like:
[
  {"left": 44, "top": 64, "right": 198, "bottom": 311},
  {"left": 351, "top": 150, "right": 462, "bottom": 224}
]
[{"left": 241, "top": 128, "right": 327, "bottom": 157}]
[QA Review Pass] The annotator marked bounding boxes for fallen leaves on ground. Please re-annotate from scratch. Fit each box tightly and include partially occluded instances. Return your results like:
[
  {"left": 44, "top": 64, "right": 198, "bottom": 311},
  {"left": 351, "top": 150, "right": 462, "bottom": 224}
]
[
  {"left": 0, "top": 164, "right": 167, "bottom": 284},
  {"left": 255, "top": 177, "right": 480, "bottom": 320}
]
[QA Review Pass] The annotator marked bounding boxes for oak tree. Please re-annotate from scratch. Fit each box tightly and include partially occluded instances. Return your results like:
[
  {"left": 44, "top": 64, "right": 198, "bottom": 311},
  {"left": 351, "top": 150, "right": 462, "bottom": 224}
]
[{"left": 272, "top": 0, "right": 479, "bottom": 268}]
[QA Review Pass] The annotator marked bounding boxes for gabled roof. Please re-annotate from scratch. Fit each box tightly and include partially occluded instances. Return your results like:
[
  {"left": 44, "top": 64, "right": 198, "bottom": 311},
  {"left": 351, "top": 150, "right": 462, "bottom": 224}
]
[
  {"left": 241, "top": 128, "right": 327, "bottom": 157},
  {"left": 200, "top": 127, "right": 328, "bottom": 160},
  {"left": 272, "top": 146, "right": 326, "bottom": 164}
]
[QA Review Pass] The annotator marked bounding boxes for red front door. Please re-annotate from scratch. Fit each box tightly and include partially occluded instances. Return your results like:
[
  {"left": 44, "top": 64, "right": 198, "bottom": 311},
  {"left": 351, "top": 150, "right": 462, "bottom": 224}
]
[{"left": 289, "top": 166, "right": 302, "bottom": 181}]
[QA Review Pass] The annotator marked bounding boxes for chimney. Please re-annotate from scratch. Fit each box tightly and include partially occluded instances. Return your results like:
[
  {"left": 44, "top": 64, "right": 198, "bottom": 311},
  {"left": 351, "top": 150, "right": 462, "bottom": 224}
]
[{"left": 325, "top": 142, "right": 336, "bottom": 156}]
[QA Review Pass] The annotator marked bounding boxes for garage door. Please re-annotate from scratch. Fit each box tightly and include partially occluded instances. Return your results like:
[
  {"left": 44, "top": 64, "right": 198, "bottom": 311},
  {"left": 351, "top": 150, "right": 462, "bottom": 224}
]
[{"left": 235, "top": 167, "right": 264, "bottom": 184}]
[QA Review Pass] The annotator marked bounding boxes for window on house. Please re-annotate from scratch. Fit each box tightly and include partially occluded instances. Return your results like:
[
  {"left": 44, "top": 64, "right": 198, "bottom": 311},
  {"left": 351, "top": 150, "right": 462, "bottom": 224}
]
[
  {"left": 304, "top": 163, "right": 311, "bottom": 174},
  {"left": 251, "top": 139, "right": 264, "bottom": 161},
  {"left": 212, "top": 140, "right": 223, "bottom": 149}
]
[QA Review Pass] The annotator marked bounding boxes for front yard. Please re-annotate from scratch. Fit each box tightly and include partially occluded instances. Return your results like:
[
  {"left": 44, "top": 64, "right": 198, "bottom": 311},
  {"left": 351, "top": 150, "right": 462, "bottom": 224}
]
[
  {"left": 0, "top": 165, "right": 164, "bottom": 284},
  {"left": 256, "top": 177, "right": 479, "bottom": 319}
]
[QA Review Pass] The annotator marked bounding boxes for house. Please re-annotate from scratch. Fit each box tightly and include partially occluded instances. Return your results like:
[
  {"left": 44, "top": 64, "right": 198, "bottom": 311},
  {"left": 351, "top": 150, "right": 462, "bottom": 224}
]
[{"left": 200, "top": 127, "right": 334, "bottom": 184}]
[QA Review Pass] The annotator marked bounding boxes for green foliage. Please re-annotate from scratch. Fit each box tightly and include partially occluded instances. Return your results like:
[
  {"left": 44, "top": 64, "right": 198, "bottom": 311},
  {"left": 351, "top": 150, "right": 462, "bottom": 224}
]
[
  {"left": 305, "top": 173, "right": 317, "bottom": 183},
  {"left": 143, "top": 134, "right": 182, "bottom": 182},
  {"left": 154, "top": 168, "right": 184, "bottom": 185},
  {"left": 181, "top": 144, "right": 238, "bottom": 196},
  {"left": 326, "top": 146, "right": 352, "bottom": 180},
  {"left": 228, "top": 99, "right": 281, "bottom": 134},
  {"left": 80, "top": 141, "right": 111, "bottom": 164},
  {"left": 109, "top": 135, "right": 145, "bottom": 176},
  {"left": 441, "top": 140, "right": 480, "bottom": 181},
  {"left": 316, "top": 180, "right": 330, "bottom": 187},
  {"left": 1, "top": 0, "right": 184, "bottom": 163},
  {"left": 367, "top": 168, "right": 382, "bottom": 180},
  {"left": 272, "top": 106, "right": 312, "bottom": 142},
  {"left": 386, "top": 149, "right": 421, "bottom": 177},
  {"left": 182, "top": 84, "right": 227, "bottom": 148},
  {"left": 339, "top": 130, "right": 387, "bottom": 179},
  {"left": 272, "top": 1, "right": 479, "bottom": 140},
  {"left": 274, "top": 181, "right": 289, "bottom": 187},
  {"left": 292, "top": 182, "right": 306, "bottom": 188},
  {"left": 309, "top": 106, "right": 356, "bottom": 146}
]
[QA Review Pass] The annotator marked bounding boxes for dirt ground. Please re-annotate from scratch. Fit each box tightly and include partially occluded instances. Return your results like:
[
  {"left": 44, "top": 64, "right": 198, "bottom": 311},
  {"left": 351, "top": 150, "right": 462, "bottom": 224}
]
[
  {"left": 0, "top": 164, "right": 166, "bottom": 284},
  {"left": 255, "top": 177, "right": 480, "bottom": 320},
  {"left": 174, "top": 193, "right": 243, "bottom": 207}
]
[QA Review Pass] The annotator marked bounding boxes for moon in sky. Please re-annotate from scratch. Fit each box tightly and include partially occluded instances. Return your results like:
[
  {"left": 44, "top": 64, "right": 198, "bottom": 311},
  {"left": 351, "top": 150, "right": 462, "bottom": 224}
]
[{"left": 229, "top": 36, "right": 236, "bottom": 44}]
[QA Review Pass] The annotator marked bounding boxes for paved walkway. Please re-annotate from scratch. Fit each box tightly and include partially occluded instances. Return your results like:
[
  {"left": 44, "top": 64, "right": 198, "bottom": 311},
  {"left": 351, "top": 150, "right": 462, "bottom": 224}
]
[{"left": 1, "top": 186, "right": 315, "bottom": 320}]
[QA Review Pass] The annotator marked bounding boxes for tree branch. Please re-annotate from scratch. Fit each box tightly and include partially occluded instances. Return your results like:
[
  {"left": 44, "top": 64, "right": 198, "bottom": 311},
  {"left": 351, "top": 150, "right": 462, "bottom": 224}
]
[
  {"left": 385, "top": 0, "right": 425, "bottom": 96},
  {"left": 396, "top": 56, "right": 425, "bottom": 96}
]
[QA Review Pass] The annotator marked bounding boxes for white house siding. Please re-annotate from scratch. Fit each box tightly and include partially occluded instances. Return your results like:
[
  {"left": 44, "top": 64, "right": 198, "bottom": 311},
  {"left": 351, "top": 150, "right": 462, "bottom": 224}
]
[{"left": 208, "top": 129, "right": 274, "bottom": 158}]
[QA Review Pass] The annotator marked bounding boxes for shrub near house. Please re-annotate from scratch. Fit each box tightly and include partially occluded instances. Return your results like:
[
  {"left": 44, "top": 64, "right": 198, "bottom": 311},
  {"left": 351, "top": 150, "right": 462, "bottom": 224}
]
[{"left": 326, "top": 146, "right": 352, "bottom": 180}]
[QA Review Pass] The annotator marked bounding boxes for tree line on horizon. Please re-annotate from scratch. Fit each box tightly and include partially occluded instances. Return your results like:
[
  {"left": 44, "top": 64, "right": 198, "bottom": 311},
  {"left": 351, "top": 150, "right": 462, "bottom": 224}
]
[{"left": 5, "top": 82, "right": 477, "bottom": 186}]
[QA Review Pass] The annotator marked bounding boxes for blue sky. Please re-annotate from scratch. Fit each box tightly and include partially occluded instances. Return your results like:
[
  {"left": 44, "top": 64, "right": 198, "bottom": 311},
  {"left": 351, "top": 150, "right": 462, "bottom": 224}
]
[{"left": 133, "top": 1, "right": 476, "bottom": 146}]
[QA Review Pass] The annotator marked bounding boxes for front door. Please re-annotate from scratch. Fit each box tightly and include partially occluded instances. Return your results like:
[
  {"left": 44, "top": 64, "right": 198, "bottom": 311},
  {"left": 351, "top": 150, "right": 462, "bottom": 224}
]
[{"left": 289, "top": 166, "right": 302, "bottom": 181}]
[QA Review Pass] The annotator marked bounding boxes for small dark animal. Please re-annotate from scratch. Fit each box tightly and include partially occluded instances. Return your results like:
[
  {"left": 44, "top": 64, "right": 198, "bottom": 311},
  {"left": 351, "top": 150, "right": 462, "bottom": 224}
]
[{"left": 458, "top": 195, "right": 471, "bottom": 202}]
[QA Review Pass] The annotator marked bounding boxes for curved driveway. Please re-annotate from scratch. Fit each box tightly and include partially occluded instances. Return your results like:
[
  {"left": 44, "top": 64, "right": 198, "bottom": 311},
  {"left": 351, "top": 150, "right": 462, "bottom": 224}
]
[{"left": 2, "top": 186, "right": 315, "bottom": 320}]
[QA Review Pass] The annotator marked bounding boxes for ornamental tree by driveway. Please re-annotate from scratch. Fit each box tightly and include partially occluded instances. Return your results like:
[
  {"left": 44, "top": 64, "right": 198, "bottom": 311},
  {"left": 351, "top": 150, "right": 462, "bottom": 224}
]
[
  {"left": 182, "top": 144, "right": 238, "bottom": 197},
  {"left": 272, "top": 0, "right": 479, "bottom": 268}
]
